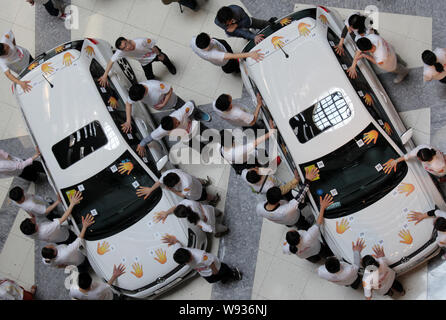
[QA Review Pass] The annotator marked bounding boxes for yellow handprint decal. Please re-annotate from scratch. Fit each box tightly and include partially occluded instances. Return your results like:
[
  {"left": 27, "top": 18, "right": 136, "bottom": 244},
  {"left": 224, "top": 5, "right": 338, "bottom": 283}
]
[
  {"left": 118, "top": 161, "right": 134, "bottom": 175},
  {"left": 55, "top": 45, "right": 64, "bottom": 53},
  {"left": 108, "top": 96, "right": 118, "bottom": 109},
  {"left": 319, "top": 14, "right": 328, "bottom": 25},
  {"left": 271, "top": 36, "right": 285, "bottom": 49},
  {"left": 298, "top": 23, "right": 312, "bottom": 36},
  {"left": 97, "top": 241, "right": 110, "bottom": 255},
  {"left": 279, "top": 17, "right": 292, "bottom": 26},
  {"left": 383, "top": 122, "right": 393, "bottom": 135},
  {"left": 154, "top": 249, "right": 167, "bottom": 264},
  {"left": 398, "top": 229, "right": 413, "bottom": 245},
  {"left": 28, "top": 61, "right": 38, "bottom": 71},
  {"left": 363, "top": 130, "right": 379, "bottom": 145},
  {"left": 336, "top": 218, "right": 350, "bottom": 234},
  {"left": 63, "top": 52, "right": 75, "bottom": 66},
  {"left": 397, "top": 183, "right": 415, "bottom": 197},
  {"left": 131, "top": 262, "right": 143, "bottom": 278},
  {"left": 41, "top": 62, "right": 54, "bottom": 75},
  {"left": 85, "top": 45, "right": 95, "bottom": 57},
  {"left": 363, "top": 93, "right": 373, "bottom": 106}
]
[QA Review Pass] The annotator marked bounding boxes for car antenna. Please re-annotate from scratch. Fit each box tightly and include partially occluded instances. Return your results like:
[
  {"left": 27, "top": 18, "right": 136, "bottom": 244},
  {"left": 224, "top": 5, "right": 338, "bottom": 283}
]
[
  {"left": 42, "top": 74, "right": 54, "bottom": 88},
  {"left": 278, "top": 45, "right": 289, "bottom": 58}
]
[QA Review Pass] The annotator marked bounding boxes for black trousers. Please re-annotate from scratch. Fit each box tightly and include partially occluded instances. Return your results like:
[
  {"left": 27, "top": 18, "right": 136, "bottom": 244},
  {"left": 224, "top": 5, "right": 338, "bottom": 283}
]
[
  {"left": 306, "top": 242, "right": 332, "bottom": 263},
  {"left": 293, "top": 213, "right": 311, "bottom": 231},
  {"left": 19, "top": 161, "right": 45, "bottom": 182},
  {"left": 385, "top": 279, "right": 404, "bottom": 295},
  {"left": 439, "top": 76, "right": 446, "bottom": 84},
  {"left": 214, "top": 38, "right": 240, "bottom": 74},
  {"left": 56, "top": 229, "right": 77, "bottom": 246},
  {"left": 179, "top": 0, "right": 197, "bottom": 10},
  {"left": 44, "top": 0, "right": 60, "bottom": 17},
  {"left": 203, "top": 263, "right": 237, "bottom": 284},
  {"left": 141, "top": 47, "right": 174, "bottom": 80},
  {"left": 349, "top": 274, "right": 362, "bottom": 289}
]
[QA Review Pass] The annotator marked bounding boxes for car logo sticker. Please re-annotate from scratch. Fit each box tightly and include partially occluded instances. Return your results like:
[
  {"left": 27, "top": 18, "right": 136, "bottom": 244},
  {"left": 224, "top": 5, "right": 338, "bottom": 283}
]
[
  {"left": 342, "top": 64, "right": 348, "bottom": 70},
  {"left": 127, "top": 133, "right": 133, "bottom": 140},
  {"left": 121, "top": 257, "right": 127, "bottom": 264},
  {"left": 77, "top": 184, "right": 85, "bottom": 192},
  {"left": 329, "top": 40, "right": 335, "bottom": 47},
  {"left": 134, "top": 256, "right": 139, "bottom": 262},
  {"left": 375, "top": 164, "right": 383, "bottom": 172},
  {"left": 64, "top": 43, "right": 72, "bottom": 49},
  {"left": 330, "top": 189, "right": 338, "bottom": 196},
  {"left": 132, "top": 181, "right": 140, "bottom": 189},
  {"left": 90, "top": 209, "right": 98, "bottom": 216},
  {"left": 99, "top": 87, "right": 106, "bottom": 93},
  {"left": 356, "top": 139, "right": 365, "bottom": 148},
  {"left": 357, "top": 90, "right": 364, "bottom": 97},
  {"left": 391, "top": 190, "right": 398, "bottom": 197},
  {"left": 142, "top": 157, "right": 148, "bottom": 163},
  {"left": 110, "top": 165, "right": 118, "bottom": 173},
  {"left": 378, "top": 119, "right": 384, "bottom": 126},
  {"left": 107, "top": 106, "right": 114, "bottom": 112},
  {"left": 154, "top": 232, "right": 161, "bottom": 239},
  {"left": 148, "top": 249, "right": 155, "bottom": 257},
  {"left": 317, "top": 161, "right": 325, "bottom": 168},
  {"left": 110, "top": 245, "right": 115, "bottom": 252}
]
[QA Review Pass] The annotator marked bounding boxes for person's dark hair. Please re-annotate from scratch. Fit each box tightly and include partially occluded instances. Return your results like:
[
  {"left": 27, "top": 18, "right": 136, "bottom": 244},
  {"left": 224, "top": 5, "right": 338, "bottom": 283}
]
[
  {"left": 286, "top": 230, "right": 301, "bottom": 254},
  {"left": 422, "top": 50, "right": 444, "bottom": 73},
  {"left": 362, "top": 255, "right": 379, "bottom": 268},
  {"left": 196, "top": 33, "right": 211, "bottom": 49},
  {"left": 348, "top": 14, "right": 367, "bottom": 34},
  {"left": 129, "top": 84, "right": 146, "bottom": 102},
  {"left": 215, "top": 94, "right": 231, "bottom": 112},
  {"left": 356, "top": 37, "right": 373, "bottom": 51},
  {"left": 173, "top": 248, "right": 191, "bottom": 264},
  {"left": 216, "top": 6, "right": 234, "bottom": 24},
  {"left": 115, "top": 37, "right": 126, "bottom": 50},
  {"left": 266, "top": 187, "right": 282, "bottom": 205},
  {"left": 78, "top": 273, "right": 93, "bottom": 290},
  {"left": 0, "top": 43, "right": 5, "bottom": 56},
  {"left": 162, "top": 172, "right": 180, "bottom": 188},
  {"left": 41, "top": 247, "right": 56, "bottom": 260},
  {"left": 246, "top": 170, "right": 261, "bottom": 184},
  {"left": 20, "top": 218, "right": 36, "bottom": 235},
  {"left": 434, "top": 217, "right": 446, "bottom": 232},
  {"left": 161, "top": 116, "right": 175, "bottom": 131},
  {"left": 174, "top": 205, "right": 199, "bottom": 224},
  {"left": 9, "top": 186, "right": 24, "bottom": 202},
  {"left": 325, "top": 257, "right": 341, "bottom": 273},
  {"left": 417, "top": 148, "right": 436, "bottom": 162}
]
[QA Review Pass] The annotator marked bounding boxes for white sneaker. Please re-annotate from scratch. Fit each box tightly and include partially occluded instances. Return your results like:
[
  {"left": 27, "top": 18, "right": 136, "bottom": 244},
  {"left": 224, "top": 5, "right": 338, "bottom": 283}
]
[
  {"left": 393, "top": 69, "right": 409, "bottom": 84},
  {"left": 58, "top": 13, "right": 71, "bottom": 22},
  {"left": 441, "top": 253, "right": 446, "bottom": 260}
]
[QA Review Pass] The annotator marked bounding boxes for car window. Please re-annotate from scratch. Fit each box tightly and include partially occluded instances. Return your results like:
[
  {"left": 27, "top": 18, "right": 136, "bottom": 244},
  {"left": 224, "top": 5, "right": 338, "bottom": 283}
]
[
  {"left": 289, "top": 91, "right": 353, "bottom": 144},
  {"left": 61, "top": 150, "right": 162, "bottom": 241},
  {"left": 52, "top": 121, "right": 108, "bottom": 170},
  {"left": 300, "top": 123, "right": 408, "bottom": 219},
  {"left": 89, "top": 59, "right": 160, "bottom": 178},
  {"left": 326, "top": 28, "right": 405, "bottom": 152}
]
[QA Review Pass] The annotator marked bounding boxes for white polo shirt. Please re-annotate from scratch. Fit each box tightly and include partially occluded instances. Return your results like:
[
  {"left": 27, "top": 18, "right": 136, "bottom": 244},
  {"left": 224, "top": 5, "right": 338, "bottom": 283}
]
[
  {"left": 241, "top": 169, "right": 278, "bottom": 194},
  {"left": 128, "top": 80, "right": 178, "bottom": 109},
  {"left": 0, "top": 149, "right": 33, "bottom": 177},
  {"left": 317, "top": 252, "right": 360, "bottom": 286},
  {"left": 423, "top": 48, "right": 446, "bottom": 81},
  {"left": 14, "top": 194, "right": 47, "bottom": 217},
  {"left": 187, "top": 248, "right": 220, "bottom": 277},
  {"left": 70, "top": 282, "right": 114, "bottom": 300},
  {"left": 151, "top": 101, "right": 194, "bottom": 141},
  {"left": 257, "top": 199, "right": 300, "bottom": 226},
  {"left": 43, "top": 238, "right": 85, "bottom": 267},
  {"left": 282, "top": 225, "right": 321, "bottom": 259},
  {"left": 33, "top": 218, "right": 69, "bottom": 243},
  {"left": 366, "top": 34, "right": 397, "bottom": 72},
  {"left": 111, "top": 38, "right": 157, "bottom": 66},
  {"left": 0, "top": 30, "right": 30, "bottom": 74},
  {"left": 404, "top": 144, "right": 446, "bottom": 177},
  {"left": 212, "top": 101, "right": 254, "bottom": 127},
  {"left": 161, "top": 169, "right": 203, "bottom": 201},
  {"left": 178, "top": 199, "right": 216, "bottom": 233},
  {"left": 220, "top": 141, "right": 257, "bottom": 165},
  {"left": 362, "top": 257, "right": 395, "bottom": 297},
  {"left": 190, "top": 37, "right": 228, "bottom": 67}
]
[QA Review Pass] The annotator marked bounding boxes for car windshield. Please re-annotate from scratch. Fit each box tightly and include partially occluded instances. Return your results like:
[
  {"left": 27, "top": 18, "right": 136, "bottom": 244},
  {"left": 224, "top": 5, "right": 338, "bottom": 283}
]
[
  {"left": 61, "top": 150, "right": 162, "bottom": 240},
  {"left": 299, "top": 123, "right": 408, "bottom": 218}
]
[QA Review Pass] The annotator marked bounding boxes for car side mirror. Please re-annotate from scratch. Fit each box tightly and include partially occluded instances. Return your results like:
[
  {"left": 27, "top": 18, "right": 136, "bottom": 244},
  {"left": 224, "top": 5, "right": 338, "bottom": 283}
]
[
  {"left": 156, "top": 155, "right": 168, "bottom": 171},
  {"left": 400, "top": 128, "right": 413, "bottom": 145}
]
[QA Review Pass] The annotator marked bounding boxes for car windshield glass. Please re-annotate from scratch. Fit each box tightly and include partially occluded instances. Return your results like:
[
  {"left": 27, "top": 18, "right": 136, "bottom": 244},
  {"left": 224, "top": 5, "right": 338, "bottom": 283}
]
[
  {"left": 61, "top": 150, "right": 162, "bottom": 241},
  {"left": 300, "top": 123, "right": 408, "bottom": 219},
  {"left": 290, "top": 91, "right": 353, "bottom": 143},
  {"left": 52, "top": 121, "right": 108, "bottom": 170}
]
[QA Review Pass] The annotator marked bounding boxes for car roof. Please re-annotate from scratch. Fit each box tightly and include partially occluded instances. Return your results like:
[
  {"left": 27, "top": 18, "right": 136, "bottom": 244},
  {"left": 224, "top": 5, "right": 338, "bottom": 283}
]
[
  {"left": 15, "top": 46, "right": 132, "bottom": 188},
  {"left": 245, "top": 16, "right": 373, "bottom": 164}
]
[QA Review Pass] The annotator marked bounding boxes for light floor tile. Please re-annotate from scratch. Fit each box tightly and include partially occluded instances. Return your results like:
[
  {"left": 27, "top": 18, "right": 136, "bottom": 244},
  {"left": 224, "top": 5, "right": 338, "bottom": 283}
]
[
  {"left": 14, "top": 1, "right": 35, "bottom": 32},
  {"left": 301, "top": 271, "right": 349, "bottom": 300},
  {"left": 0, "top": 176, "right": 14, "bottom": 190},
  {"left": 17, "top": 245, "right": 35, "bottom": 288},
  {"left": 258, "top": 219, "right": 286, "bottom": 255},
  {"left": 71, "top": 0, "right": 97, "bottom": 11},
  {"left": 205, "top": 0, "right": 249, "bottom": 15},
  {"left": 0, "top": 74, "right": 18, "bottom": 108},
  {"left": 0, "top": 233, "right": 33, "bottom": 278},
  {"left": 93, "top": 0, "right": 136, "bottom": 23},
  {"left": 0, "top": 0, "right": 22, "bottom": 24},
  {"left": 9, "top": 209, "right": 32, "bottom": 242},
  {"left": 11, "top": 23, "right": 35, "bottom": 57},
  {"left": 252, "top": 249, "right": 274, "bottom": 294},
  {"left": 173, "top": 85, "right": 213, "bottom": 106},
  {"left": 160, "top": 275, "right": 212, "bottom": 300},
  {"left": 0, "top": 102, "right": 15, "bottom": 139},
  {"left": 76, "top": 11, "right": 126, "bottom": 46},
  {"left": 2, "top": 107, "right": 29, "bottom": 140},
  {"left": 120, "top": 23, "right": 158, "bottom": 42},
  {"left": 214, "top": 71, "right": 243, "bottom": 100},
  {"left": 398, "top": 264, "right": 428, "bottom": 300},
  {"left": 126, "top": 0, "right": 171, "bottom": 36},
  {"left": 406, "top": 16, "right": 432, "bottom": 45},
  {"left": 70, "top": 6, "right": 93, "bottom": 41}
]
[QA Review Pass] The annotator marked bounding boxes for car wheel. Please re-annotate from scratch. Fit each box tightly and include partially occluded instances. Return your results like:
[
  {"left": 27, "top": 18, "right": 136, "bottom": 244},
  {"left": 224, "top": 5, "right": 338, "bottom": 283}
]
[{"left": 117, "top": 58, "right": 137, "bottom": 84}]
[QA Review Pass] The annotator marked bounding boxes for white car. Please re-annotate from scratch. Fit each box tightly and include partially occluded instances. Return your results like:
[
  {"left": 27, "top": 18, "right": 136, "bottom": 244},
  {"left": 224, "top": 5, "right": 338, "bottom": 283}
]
[
  {"left": 240, "top": 6, "right": 446, "bottom": 274},
  {"left": 14, "top": 38, "right": 207, "bottom": 298}
]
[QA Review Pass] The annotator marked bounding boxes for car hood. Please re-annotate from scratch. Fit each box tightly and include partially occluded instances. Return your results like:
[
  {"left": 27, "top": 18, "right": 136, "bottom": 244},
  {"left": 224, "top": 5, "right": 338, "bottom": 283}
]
[
  {"left": 84, "top": 189, "right": 189, "bottom": 292},
  {"left": 322, "top": 166, "right": 436, "bottom": 267}
]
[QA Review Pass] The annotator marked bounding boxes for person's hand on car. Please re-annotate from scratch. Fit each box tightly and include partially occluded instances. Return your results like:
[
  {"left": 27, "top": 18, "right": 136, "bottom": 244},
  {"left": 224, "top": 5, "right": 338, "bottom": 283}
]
[
  {"left": 347, "top": 66, "right": 358, "bottom": 79},
  {"left": 121, "top": 121, "right": 132, "bottom": 133},
  {"left": 319, "top": 193, "right": 334, "bottom": 210},
  {"left": 335, "top": 42, "right": 345, "bottom": 56},
  {"left": 136, "top": 186, "right": 153, "bottom": 200},
  {"left": 352, "top": 238, "right": 366, "bottom": 253},
  {"left": 408, "top": 211, "right": 429, "bottom": 225},
  {"left": 162, "top": 234, "right": 179, "bottom": 247},
  {"left": 305, "top": 166, "right": 319, "bottom": 181},
  {"left": 153, "top": 211, "right": 169, "bottom": 224},
  {"left": 254, "top": 34, "right": 265, "bottom": 45},
  {"left": 250, "top": 49, "right": 265, "bottom": 62},
  {"left": 98, "top": 74, "right": 108, "bottom": 87},
  {"left": 136, "top": 144, "right": 146, "bottom": 157},
  {"left": 69, "top": 191, "right": 83, "bottom": 206},
  {"left": 383, "top": 159, "right": 398, "bottom": 174}
]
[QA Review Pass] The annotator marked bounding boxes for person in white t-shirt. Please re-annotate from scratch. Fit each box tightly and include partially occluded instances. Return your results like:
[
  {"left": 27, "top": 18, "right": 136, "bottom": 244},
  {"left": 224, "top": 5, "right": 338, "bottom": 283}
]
[
  {"left": 162, "top": 234, "right": 242, "bottom": 284},
  {"left": 0, "top": 147, "right": 45, "bottom": 182},
  {"left": 282, "top": 193, "right": 333, "bottom": 262},
  {"left": 9, "top": 186, "right": 61, "bottom": 220},
  {"left": 422, "top": 49, "right": 446, "bottom": 83},
  {"left": 241, "top": 156, "right": 282, "bottom": 194},
  {"left": 0, "top": 30, "right": 33, "bottom": 92},
  {"left": 98, "top": 37, "right": 176, "bottom": 86},
  {"left": 70, "top": 264, "right": 125, "bottom": 300},
  {"left": 361, "top": 245, "right": 405, "bottom": 299},
  {"left": 213, "top": 93, "right": 263, "bottom": 127},
  {"left": 383, "top": 145, "right": 446, "bottom": 181},
  {"left": 121, "top": 80, "right": 183, "bottom": 133},
  {"left": 153, "top": 198, "right": 229, "bottom": 237},
  {"left": 19, "top": 190, "right": 83, "bottom": 245},
  {"left": 41, "top": 213, "right": 95, "bottom": 271},
  {"left": 137, "top": 168, "right": 220, "bottom": 206},
  {"left": 318, "top": 238, "right": 365, "bottom": 289},
  {"left": 191, "top": 33, "right": 264, "bottom": 74},
  {"left": 347, "top": 34, "right": 408, "bottom": 84},
  {"left": 408, "top": 209, "right": 446, "bottom": 259},
  {"left": 0, "top": 279, "right": 36, "bottom": 300},
  {"left": 26, "top": 0, "right": 69, "bottom": 21}
]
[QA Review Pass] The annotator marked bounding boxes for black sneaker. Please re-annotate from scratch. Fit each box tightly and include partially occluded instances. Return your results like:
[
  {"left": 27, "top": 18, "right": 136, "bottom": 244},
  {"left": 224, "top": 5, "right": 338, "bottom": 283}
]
[
  {"left": 164, "top": 57, "right": 177, "bottom": 75},
  {"left": 208, "top": 193, "right": 220, "bottom": 206},
  {"left": 268, "top": 17, "right": 277, "bottom": 25},
  {"left": 202, "top": 176, "right": 212, "bottom": 187},
  {"left": 233, "top": 268, "right": 243, "bottom": 281},
  {"left": 214, "top": 228, "right": 229, "bottom": 238}
]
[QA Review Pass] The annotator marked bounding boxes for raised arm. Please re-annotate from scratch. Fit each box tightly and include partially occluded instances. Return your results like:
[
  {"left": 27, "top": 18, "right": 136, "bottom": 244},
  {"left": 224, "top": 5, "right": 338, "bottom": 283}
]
[
  {"left": 5, "top": 70, "right": 32, "bottom": 93},
  {"left": 224, "top": 49, "right": 264, "bottom": 62},
  {"left": 98, "top": 60, "right": 114, "bottom": 87},
  {"left": 121, "top": 102, "right": 133, "bottom": 133},
  {"left": 136, "top": 181, "right": 161, "bottom": 200},
  {"left": 154, "top": 88, "right": 173, "bottom": 110},
  {"left": 107, "top": 264, "right": 126, "bottom": 286},
  {"left": 59, "top": 191, "right": 83, "bottom": 224},
  {"left": 316, "top": 194, "right": 334, "bottom": 226},
  {"left": 153, "top": 205, "right": 176, "bottom": 223},
  {"left": 44, "top": 194, "right": 62, "bottom": 216},
  {"left": 79, "top": 213, "right": 95, "bottom": 239}
]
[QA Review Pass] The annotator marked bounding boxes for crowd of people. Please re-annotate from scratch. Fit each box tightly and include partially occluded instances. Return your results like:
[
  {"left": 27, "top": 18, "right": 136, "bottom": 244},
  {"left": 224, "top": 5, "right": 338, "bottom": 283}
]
[{"left": 0, "top": 2, "right": 446, "bottom": 301}]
